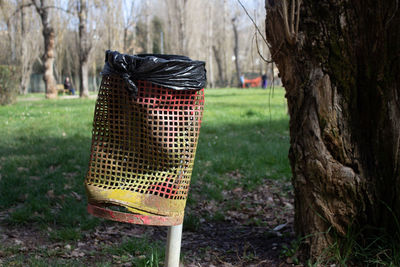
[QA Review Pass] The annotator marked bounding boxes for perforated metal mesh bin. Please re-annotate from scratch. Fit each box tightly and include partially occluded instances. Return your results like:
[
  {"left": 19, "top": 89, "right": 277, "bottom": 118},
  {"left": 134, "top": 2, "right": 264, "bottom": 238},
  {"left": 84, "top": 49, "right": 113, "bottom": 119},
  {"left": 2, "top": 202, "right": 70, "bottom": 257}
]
[{"left": 84, "top": 52, "right": 205, "bottom": 226}]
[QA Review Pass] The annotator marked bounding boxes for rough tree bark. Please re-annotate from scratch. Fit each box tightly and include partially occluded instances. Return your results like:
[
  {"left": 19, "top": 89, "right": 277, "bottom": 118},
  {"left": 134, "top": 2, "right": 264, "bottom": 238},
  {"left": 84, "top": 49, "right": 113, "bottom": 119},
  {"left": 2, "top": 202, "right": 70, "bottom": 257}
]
[
  {"left": 77, "top": 0, "right": 91, "bottom": 98},
  {"left": 32, "top": 0, "right": 57, "bottom": 99},
  {"left": 265, "top": 0, "right": 400, "bottom": 259}
]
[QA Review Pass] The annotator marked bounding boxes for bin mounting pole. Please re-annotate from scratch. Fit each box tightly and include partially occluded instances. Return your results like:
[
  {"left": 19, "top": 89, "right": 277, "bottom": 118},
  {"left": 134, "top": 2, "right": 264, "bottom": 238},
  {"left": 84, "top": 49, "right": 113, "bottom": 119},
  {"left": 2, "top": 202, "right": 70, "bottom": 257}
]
[{"left": 165, "top": 224, "right": 183, "bottom": 267}]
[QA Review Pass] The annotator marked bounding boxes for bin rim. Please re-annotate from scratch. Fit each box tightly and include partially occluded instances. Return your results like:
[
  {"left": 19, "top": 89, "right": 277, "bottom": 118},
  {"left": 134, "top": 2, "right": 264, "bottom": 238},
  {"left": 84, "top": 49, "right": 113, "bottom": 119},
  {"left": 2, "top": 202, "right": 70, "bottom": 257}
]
[
  {"left": 132, "top": 53, "right": 193, "bottom": 61},
  {"left": 102, "top": 50, "right": 207, "bottom": 97}
]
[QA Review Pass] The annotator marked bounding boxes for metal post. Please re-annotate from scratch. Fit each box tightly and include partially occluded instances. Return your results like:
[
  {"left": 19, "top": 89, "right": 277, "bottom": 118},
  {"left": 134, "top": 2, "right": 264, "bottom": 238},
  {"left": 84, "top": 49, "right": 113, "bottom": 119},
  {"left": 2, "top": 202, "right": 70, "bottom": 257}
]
[{"left": 165, "top": 224, "right": 183, "bottom": 267}]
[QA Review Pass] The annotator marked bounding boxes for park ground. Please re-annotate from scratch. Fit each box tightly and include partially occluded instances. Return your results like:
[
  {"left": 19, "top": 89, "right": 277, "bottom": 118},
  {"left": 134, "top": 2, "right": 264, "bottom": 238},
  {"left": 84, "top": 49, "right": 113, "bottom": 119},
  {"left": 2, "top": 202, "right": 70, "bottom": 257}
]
[{"left": 0, "top": 87, "right": 297, "bottom": 266}]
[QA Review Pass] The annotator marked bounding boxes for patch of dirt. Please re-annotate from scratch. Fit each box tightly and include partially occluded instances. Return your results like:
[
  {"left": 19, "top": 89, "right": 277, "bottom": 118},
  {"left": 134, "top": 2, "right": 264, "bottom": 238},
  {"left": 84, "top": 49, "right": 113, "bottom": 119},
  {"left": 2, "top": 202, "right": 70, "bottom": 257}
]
[
  {"left": 182, "top": 222, "right": 294, "bottom": 266},
  {"left": 0, "top": 178, "right": 295, "bottom": 266},
  {"left": 183, "top": 178, "right": 295, "bottom": 266}
]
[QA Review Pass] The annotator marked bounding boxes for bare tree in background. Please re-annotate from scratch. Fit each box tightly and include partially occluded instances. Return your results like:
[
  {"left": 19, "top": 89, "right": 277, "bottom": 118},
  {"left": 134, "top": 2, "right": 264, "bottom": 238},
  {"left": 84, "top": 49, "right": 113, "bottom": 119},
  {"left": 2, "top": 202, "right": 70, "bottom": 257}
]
[
  {"left": 29, "top": 0, "right": 57, "bottom": 98},
  {"left": 0, "top": 0, "right": 271, "bottom": 93},
  {"left": 211, "top": 0, "right": 231, "bottom": 87},
  {"left": 144, "top": 0, "right": 152, "bottom": 53},
  {"left": 232, "top": 15, "right": 241, "bottom": 87},
  {"left": 122, "top": 0, "right": 139, "bottom": 54},
  {"left": 0, "top": 4, "right": 16, "bottom": 62},
  {"left": 18, "top": 0, "right": 39, "bottom": 94},
  {"left": 52, "top": 5, "right": 75, "bottom": 86},
  {"left": 77, "top": 0, "right": 92, "bottom": 97},
  {"left": 207, "top": 2, "right": 214, "bottom": 88},
  {"left": 102, "top": 0, "right": 124, "bottom": 51},
  {"left": 0, "top": 0, "right": 40, "bottom": 94},
  {"left": 166, "top": 0, "right": 188, "bottom": 55}
]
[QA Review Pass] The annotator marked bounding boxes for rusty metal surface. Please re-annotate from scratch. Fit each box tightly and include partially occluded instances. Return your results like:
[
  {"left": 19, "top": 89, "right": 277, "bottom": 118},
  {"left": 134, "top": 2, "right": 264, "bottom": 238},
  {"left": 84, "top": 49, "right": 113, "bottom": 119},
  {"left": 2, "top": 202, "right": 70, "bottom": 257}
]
[
  {"left": 85, "top": 75, "right": 204, "bottom": 225},
  {"left": 87, "top": 203, "right": 183, "bottom": 226}
]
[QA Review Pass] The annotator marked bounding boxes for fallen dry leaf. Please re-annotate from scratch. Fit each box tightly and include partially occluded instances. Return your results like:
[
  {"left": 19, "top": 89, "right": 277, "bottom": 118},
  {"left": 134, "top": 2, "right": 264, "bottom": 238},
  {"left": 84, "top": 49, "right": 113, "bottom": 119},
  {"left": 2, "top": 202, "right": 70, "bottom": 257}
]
[
  {"left": 17, "top": 167, "right": 29, "bottom": 172},
  {"left": 46, "top": 190, "right": 55, "bottom": 199},
  {"left": 71, "top": 249, "right": 85, "bottom": 257},
  {"left": 71, "top": 191, "right": 82, "bottom": 201},
  {"left": 64, "top": 184, "right": 72, "bottom": 190}
]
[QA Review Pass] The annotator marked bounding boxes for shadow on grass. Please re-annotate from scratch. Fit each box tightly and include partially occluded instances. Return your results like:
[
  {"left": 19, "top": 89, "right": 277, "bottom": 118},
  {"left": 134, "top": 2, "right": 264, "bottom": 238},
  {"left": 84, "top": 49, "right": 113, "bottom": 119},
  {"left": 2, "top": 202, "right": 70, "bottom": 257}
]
[
  {"left": 0, "top": 116, "right": 290, "bottom": 230},
  {"left": 0, "top": 134, "right": 99, "bottom": 229}
]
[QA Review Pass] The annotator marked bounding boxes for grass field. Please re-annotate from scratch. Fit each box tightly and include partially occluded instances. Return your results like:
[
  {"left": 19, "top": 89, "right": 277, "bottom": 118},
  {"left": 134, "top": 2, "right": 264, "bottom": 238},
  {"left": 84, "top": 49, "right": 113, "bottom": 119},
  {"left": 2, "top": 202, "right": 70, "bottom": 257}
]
[{"left": 0, "top": 87, "right": 291, "bottom": 266}]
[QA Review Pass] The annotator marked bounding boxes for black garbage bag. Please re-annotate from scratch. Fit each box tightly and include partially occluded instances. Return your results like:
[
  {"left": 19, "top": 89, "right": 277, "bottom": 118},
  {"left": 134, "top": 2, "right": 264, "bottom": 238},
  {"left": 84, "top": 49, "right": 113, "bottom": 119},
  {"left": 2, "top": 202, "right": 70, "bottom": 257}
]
[{"left": 102, "top": 50, "right": 207, "bottom": 97}]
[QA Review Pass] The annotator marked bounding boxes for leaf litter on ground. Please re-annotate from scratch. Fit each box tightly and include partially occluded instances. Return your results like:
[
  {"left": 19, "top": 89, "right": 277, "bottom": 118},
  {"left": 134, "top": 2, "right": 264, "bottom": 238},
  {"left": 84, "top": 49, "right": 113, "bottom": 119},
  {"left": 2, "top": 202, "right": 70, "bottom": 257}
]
[{"left": 0, "top": 176, "right": 294, "bottom": 266}]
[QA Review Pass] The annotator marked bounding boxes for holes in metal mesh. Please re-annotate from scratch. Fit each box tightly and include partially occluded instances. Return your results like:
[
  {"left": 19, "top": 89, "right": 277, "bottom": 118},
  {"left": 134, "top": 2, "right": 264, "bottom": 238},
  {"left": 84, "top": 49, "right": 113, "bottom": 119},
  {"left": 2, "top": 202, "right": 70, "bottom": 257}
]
[{"left": 85, "top": 76, "right": 204, "bottom": 201}]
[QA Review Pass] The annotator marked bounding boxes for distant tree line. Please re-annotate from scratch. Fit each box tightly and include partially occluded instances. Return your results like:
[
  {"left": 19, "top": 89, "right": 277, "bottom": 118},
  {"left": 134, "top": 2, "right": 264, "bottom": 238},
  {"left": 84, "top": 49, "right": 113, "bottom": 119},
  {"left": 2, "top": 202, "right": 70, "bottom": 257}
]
[{"left": 0, "top": 0, "right": 275, "bottom": 98}]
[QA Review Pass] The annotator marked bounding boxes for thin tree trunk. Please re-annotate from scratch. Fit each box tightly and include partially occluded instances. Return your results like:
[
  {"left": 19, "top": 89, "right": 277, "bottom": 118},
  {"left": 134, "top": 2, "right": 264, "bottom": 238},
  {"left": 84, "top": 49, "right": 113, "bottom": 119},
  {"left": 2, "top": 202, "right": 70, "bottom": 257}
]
[
  {"left": 79, "top": 62, "right": 89, "bottom": 97},
  {"left": 165, "top": 0, "right": 173, "bottom": 53},
  {"left": 145, "top": 0, "right": 151, "bottom": 53},
  {"left": 232, "top": 16, "right": 241, "bottom": 87},
  {"left": 20, "top": 0, "right": 31, "bottom": 95},
  {"left": 213, "top": 45, "right": 225, "bottom": 87},
  {"left": 265, "top": 0, "right": 400, "bottom": 260},
  {"left": 223, "top": 0, "right": 229, "bottom": 87},
  {"left": 207, "top": 3, "right": 214, "bottom": 88},
  {"left": 123, "top": 26, "right": 129, "bottom": 53},
  {"left": 78, "top": 0, "right": 90, "bottom": 98},
  {"left": 5, "top": 20, "right": 16, "bottom": 62},
  {"left": 176, "top": 0, "right": 187, "bottom": 55},
  {"left": 92, "top": 61, "right": 97, "bottom": 91}
]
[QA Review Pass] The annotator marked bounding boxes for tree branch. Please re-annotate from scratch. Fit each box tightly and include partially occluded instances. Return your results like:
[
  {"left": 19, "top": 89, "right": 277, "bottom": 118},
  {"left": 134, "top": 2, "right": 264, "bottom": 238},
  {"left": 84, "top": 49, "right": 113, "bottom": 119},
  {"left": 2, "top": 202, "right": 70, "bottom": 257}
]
[
  {"left": 296, "top": 0, "right": 302, "bottom": 36},
  {"left": 255, "top": 29, "right": 274, "bottom": 63},
  {"left": 282, "top": 0, "right": 295, "bottom": 45},
  {"left": 237, "top": 0, "right": 287, "bottom": 63},
  {"left": 290, "top": 0, "right": 295, "bottom": 34},
  {"left": 44, "top": 5, "right": 74, "bottom": 15},
  {"left": 237, "top": 0, "right": 270, "bottom": 47},
  {"left": 7, "top": 3, "right": 34, "bottom": 24}
]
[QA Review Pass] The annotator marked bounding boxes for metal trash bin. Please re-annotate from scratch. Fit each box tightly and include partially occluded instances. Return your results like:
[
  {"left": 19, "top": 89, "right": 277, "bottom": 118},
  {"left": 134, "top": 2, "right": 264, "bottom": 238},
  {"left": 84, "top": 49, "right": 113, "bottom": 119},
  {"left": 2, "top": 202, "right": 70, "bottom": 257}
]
[{"left": 85, "top": 51, "right": 206, "bottom": 226}]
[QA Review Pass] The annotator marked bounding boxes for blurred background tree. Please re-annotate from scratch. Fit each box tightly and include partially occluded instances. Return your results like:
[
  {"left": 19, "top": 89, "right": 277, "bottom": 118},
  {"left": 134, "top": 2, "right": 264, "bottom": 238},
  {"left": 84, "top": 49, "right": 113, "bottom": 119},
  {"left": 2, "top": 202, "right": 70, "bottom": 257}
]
[{"left": 0, "top": 0, "right": 279, "bottom": 96}]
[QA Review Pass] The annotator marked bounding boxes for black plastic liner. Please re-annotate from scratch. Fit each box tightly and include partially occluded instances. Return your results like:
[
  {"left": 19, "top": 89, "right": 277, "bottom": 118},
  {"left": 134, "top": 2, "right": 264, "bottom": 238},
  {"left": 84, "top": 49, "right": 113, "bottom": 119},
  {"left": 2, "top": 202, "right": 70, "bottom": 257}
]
[{"left": 102, "top": 50, "right": 207, "bottom": 97}]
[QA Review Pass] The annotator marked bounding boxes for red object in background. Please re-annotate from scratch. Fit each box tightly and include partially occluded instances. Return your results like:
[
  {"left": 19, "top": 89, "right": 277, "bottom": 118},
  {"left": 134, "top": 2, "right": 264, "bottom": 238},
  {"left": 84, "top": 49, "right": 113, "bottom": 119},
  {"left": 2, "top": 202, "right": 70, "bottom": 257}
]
[{"left": 242, "top": 76, "right": 262, "bottom": 88}]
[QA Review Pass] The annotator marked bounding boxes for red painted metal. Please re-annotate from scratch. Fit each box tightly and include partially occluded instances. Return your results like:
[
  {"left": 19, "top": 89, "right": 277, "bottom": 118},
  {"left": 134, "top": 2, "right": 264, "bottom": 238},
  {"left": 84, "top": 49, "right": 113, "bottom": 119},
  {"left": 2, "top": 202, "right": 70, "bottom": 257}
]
[{"left": 87, "top": 203, "right": 183, "bottom": 226}]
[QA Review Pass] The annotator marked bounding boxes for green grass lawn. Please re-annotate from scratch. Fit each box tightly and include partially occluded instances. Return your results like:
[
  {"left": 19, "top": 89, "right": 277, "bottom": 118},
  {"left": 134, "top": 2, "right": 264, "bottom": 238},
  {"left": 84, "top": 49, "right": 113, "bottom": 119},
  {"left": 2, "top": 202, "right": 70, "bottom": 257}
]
[
  {"left": 193, "top": 88, "right": 290, "bottom": 198},
  {"left": 0, "top": 87, "right": 290, "bottom": 266}
]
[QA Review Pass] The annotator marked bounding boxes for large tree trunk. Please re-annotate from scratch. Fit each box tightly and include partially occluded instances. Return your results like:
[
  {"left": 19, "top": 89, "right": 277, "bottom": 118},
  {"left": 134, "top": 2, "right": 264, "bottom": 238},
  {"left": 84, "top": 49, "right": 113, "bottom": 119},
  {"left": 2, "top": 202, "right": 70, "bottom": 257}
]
[
  {"left": 78, "top": 0, "right": 91, "bottom": 98},
  {"left": 32, "top": 0, "right": 57, "bottom": 99},
  {"left": 265, "top": 0, "right": 400, "bottom": 260}
]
